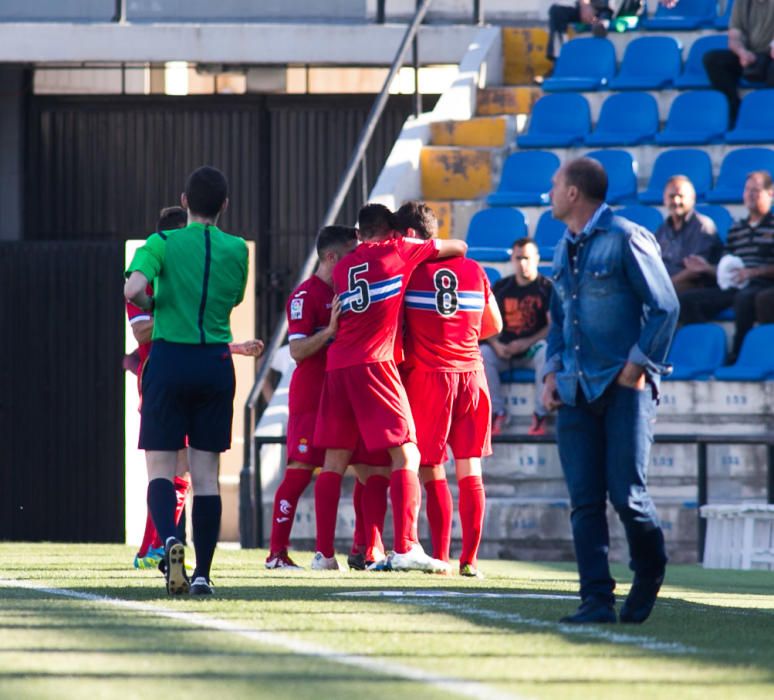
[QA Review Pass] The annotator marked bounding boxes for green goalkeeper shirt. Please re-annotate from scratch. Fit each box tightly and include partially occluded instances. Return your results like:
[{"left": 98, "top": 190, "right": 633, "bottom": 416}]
[{"left": 127, "top": 222, "right": 248, "bottom": 344}]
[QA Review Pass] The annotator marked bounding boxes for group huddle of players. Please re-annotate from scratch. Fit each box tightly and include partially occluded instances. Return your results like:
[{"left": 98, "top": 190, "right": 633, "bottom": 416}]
[{"left": 266, "top": 201, "right": 503, "bottom": 577}]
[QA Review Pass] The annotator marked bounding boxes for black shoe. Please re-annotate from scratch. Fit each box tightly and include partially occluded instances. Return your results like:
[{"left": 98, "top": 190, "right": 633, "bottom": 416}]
[
  {"left": 347, "top": 552, "right": 367, "bottom": 571},
  {"left": 190, "top": 575, "right": 214, "bottom": 596},
  {"left": 619, "top": 575, "right": 663, "bottom": 624},
  {"left": 164, "top": 537, "right": 190, "bottom": 595},
  {"left": 560, "top": 599, "right": 616, "bottom": 624}
]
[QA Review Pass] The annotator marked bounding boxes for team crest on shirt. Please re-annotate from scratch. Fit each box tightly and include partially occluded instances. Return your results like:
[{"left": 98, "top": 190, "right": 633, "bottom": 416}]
[
  {"left": 298, "top": 438, "right": 308, "bottom": 454},
  {"left": 290, "top": 298, "right": 304, "bottom": 320}
]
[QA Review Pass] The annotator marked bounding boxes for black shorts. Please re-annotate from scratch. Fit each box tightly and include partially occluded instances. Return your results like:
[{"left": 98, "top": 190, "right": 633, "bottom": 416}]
[{"left": 139, "top": 340, "right": 236, "bottom": 453}]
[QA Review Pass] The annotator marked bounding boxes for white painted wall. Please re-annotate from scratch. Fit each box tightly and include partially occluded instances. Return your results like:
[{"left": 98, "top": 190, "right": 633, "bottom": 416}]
[{"left": 369, "top": 25, "right": 501, "bottom": 211}]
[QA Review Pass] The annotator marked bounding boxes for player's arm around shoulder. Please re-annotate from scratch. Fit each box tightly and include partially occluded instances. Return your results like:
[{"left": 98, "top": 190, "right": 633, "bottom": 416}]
[{"left": 435, "top": 237, "right": 467, "bottom": 259}]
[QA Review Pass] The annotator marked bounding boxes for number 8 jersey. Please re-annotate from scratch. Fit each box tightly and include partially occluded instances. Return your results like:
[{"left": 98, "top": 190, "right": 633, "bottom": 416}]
[
  {"left": 327, "top": 235, "right": 441, "bottom": 370},
  {"left": 403, "top": 257, "right": 491, "bottom": 372}
]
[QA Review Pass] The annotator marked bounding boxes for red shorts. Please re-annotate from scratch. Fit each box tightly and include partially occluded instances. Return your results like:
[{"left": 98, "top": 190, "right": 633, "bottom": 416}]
[
  {"left": 287, "top": 409, "right": 326, "bottom": 466},
  {"left": 352, "top": 443, "right": 391, "bottom": 467},
  {"left": 314, "top": 361, "right": 416, "bottom": 453},
  {"left": 404, "top": 367, "right": 492, "bottom": 465}
]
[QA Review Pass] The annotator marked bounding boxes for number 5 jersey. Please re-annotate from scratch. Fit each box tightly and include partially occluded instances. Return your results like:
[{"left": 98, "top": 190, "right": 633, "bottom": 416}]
[{"left": 326, "top": 235, "right": 440, "bottom": 370}]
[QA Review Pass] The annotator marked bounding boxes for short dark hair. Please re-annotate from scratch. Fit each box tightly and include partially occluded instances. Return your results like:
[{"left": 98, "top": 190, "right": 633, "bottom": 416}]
[
  {"left": 511, "top": 237, "right": 537, "bottom": 251},
  {"left": 394, "top": 201, "right": 438, "bottom": 240},
  {"left": 357, "top": 203, "right": 398, "bottom": 239},
  {"left": 747, "top": 170, "right": 773, "bottom": 189},
  {"left": 316, "top": 225, "right": 358, "bottom": 258},
  {"left": 157, "top": 206, "right": 187, "bottom": 231},
  {"left": 184, "top": 166, "right": 228, "bottom": 218},
  {"left": 564, "top": 158, "right": 608, "bottom": 203}
]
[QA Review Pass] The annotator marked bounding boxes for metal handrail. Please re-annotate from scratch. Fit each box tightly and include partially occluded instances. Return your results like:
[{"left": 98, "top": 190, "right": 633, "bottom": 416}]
[
  {"left": 239, "top": 0, "right": 438, "bottom": 548},
  {"left": 247, "top": 432, "right": 774, "bottom": 560}
]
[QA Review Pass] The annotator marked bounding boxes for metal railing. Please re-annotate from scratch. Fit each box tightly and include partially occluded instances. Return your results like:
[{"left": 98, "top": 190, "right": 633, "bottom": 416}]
[{"left": 248, "top": 432, "right": 774, "bottom": 560}]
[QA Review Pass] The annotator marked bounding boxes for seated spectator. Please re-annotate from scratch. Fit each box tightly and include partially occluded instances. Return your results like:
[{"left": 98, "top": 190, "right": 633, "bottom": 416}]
[
  {"left": 544, "top": 1, "right": 675, "bottom": 70},
  {"left": 481, "top": 238, "right": 552, "bottom": 436},
  {"left": 679, "top": 170, "right": 774, "bottom": 361},
  {"left": 704, "top": 0, "right": 774, "bottom": 125},
  {"left": 655, "top": 175, "right": 723, "bottom": 294}
]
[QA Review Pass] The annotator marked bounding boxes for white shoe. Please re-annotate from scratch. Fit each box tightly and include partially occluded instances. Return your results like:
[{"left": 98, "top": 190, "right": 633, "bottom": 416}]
[
  {"left": 391, "top": 543, "right": 451, "bottom": 574},
  {"left": 310, "top": 551, "right": 341, "bottom": 570}
]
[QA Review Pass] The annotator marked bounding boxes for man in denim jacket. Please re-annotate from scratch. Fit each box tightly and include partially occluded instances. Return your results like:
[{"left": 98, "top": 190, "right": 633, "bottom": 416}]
[{"left": 541, "top": 158, "right": 679, "bottom": 625}]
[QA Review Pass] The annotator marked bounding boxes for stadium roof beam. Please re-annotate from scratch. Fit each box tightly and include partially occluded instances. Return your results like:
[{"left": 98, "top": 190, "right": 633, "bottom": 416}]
[{"left": 0, "top": 23, "right": 479, "bottom": 65}]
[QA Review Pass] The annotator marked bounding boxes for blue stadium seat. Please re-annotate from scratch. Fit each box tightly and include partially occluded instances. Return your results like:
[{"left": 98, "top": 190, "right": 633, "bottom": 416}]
[
  {"left": 585, "top": 149, "right": 638, "bottom": 204},
  {"left": 542, "top": 37, "right": 617, "bottom": 92},
  {"left": 516, "top": 93, "right": 590, "bottom": 148},
  {"left": 483, "top": 265, "right": 502, "bottom": 285},
  {"left": 642, "top": 0, "right": 717, "bottom": 30},
  {"left": 534, "top": 210, "right": 566, "bottom": 261},
  {"left": 608, "top": 36, "right": 682, "bottom": 90},
  {"left": 500, "top": 368, "right": 536, "bottom": 383},
  {"left": 715, "top": 0, "right": 734, "bottom": 29},
  {"left": 715, "top": 325, "right": 774, "bottom": 380},
  {"left": 487, "top": 151, "right": 560, "bottom": 206},
  {"left": 538, "top": 262, "right": 554, "bottom": 278},
  {"left": 696, "top": 204, "right": 734, "bottom": 242},
  {"left": 466, "top": 208, "right": 527, "bottom": 262},
  {"left": 664, "top": 323, "right": 726, "bottom": 380},
  {"left": 615, "top": 205, "right": 664, "bottom": 233},
  {"left": 655, "top": 90, "right": 728, "bottom": 145},
  {"left": 585, "top": 92, "right": 659, "bottom": 146},
  {"left": 639, "top": 148, "right": 713, "bottom": 204},
  {"left": 674, "top": 34, "right": 728, "bottom": 89},
  {"left": 725, "top": 90, "right": 774, "bottom": 144},
  {"left": 707, "top": 148, "right": 774, "bottom": 202}
]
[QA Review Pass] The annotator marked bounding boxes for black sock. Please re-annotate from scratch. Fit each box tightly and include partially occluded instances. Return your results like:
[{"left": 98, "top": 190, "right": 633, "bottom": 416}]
[
  {"left": 192, "top": 495, "right": 222, "bottom": 581},
  {"left": 147, "top": 478, "right": 177, "bottom": 544}
]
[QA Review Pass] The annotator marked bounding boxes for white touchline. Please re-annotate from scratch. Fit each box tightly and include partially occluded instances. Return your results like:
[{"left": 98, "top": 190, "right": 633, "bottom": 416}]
[
  {"left": 336, "top": 591, "right": 697, "bottom": 655},
  {"left": 0, "top": 578, "right": 527, "bottom": 700}
]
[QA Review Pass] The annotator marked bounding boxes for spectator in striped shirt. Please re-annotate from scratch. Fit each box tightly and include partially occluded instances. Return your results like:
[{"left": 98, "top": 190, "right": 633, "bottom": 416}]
[{"left": 678, "top": 171, "right": 774, "bottom": 361}]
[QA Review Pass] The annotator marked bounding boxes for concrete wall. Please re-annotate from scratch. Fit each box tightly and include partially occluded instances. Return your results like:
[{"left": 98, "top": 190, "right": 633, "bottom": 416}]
[{"left": 0, "top": 68, "right": 25, "bottom": 241}]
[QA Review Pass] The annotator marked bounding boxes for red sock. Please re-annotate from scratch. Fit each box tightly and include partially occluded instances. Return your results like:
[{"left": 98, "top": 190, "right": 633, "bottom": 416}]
[
  {"left": 137, "top": 510, "right": 158, "bottom": 557},
  {"left": 390, "top": 469, "right": 421, "bottom": 555},
  {"left": 351, "top": 480, "right": 366, "bottom": 555},
  {"left": 314, "top": 471, "right": 343, "bottom": 558},
  {"left": 458, "top": 475, "right": 485, "bottom": 567},
  {"left": 173, "top": 476, "right": 189, "bottom": 525},
  {"left": 269, "top": 468, "right": 313, "bottom": 554},
  {"left": 363, "top": 474, "right": 389, "bottom": 561},
  {"left": 424, "top": 478, "right": 453, "bottom": 562}
]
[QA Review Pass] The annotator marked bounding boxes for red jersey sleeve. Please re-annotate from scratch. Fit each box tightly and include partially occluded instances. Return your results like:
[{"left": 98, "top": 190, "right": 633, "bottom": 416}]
[
  {"left": 287, "top": 284, "right": 322, "bottom": 341},
  {"left": 398, "top": 237, "right": 440, "bottom": 271},
  {"left": 126, "top": 283, "right": 154, "bottom": 324}
]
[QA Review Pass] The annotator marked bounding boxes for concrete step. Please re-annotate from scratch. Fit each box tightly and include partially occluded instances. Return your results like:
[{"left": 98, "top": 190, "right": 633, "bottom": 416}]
[
  {"left": 430, "top": 115, "right": 513, "bottom": 148},
  {"left": 477, "top": 85, "right": 541, "bottom": 116},
  {"left": 420, "top": 146, "right": 500, "bottom": 200},
  {"left": 502, "top": 27, "right": 552, "bottom": 86}
]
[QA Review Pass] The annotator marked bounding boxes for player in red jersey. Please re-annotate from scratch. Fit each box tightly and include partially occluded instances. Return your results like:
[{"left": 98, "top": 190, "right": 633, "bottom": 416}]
[
  {"left": 127, "top": 205, "right": 265, "bottom": 571},
  {"left": 397, "top": 201, "right": 503, "bottom": 578},
  {"left": 311, "top": 203, "right": 467, "bottom": 572},
  {"left": 264, "top": 225, "right": 359, "bottom": 570}
]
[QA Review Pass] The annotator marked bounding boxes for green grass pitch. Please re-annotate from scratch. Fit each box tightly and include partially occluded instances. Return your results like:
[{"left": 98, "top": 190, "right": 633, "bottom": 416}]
[{"left": 0, "top": 543, "right": 772, "bottom": 699}]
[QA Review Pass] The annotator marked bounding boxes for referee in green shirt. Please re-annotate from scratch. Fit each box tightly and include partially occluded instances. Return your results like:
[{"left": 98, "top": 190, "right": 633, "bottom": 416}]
[{"left": 125, "top": 166, "right": 248, "bottom": 596}]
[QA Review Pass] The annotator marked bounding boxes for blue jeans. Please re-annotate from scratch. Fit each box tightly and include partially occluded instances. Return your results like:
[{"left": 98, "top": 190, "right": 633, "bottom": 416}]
[{"left": 556, "top": 382, "right": 667, "bottom": 605}]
